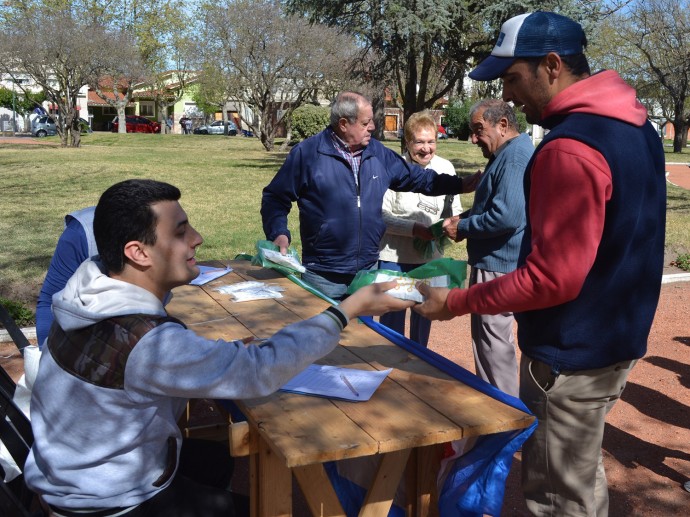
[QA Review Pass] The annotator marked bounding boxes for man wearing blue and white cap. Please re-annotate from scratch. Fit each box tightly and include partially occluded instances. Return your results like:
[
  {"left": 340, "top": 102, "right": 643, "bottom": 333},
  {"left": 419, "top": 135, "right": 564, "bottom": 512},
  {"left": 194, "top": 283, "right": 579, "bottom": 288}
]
[{"left": 416, "top": 11, "right": 666, "bottom": 516}]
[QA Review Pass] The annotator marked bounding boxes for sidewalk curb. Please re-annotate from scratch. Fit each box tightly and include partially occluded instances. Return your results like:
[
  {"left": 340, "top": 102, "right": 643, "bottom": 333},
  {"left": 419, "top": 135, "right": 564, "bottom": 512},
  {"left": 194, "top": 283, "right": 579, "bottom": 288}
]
[
  {"left": 2, "top": 271, "right": 690, "bottom": 343},
  {"left": 0, "top": 326, "right": 36, "bottom": 344},
  {"left": 662, "top": 272, "right": 690, "bottom": 284}
]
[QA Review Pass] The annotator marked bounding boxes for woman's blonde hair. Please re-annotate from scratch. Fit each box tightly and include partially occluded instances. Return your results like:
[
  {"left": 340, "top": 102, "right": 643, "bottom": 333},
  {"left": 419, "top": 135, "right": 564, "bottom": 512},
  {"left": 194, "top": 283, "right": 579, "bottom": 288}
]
[{"left": 404, "top": 111, "right": 437, "bottom": 143}]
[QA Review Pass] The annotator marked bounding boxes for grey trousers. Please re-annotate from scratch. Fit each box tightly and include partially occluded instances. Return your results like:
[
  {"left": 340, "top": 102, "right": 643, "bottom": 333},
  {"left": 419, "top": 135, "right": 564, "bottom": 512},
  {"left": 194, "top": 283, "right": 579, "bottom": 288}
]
[
  {"left": 520, "top": 355, "right": 636, "bottom": 516},
  {"left": 469, "top": 267, "right": 519, "bottom": 397}
]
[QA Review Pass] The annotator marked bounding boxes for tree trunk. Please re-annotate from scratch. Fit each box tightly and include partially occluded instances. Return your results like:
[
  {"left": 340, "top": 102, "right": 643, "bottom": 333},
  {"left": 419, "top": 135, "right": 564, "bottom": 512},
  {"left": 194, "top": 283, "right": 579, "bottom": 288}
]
[
  {"left": 260, "top": 129, "right": 275, "bottom": 151},
  {"left": 673, "top": 118, "right": 685, "bottom": 153},
  {"left": 259, "top": 108, "right": 274, "bottom": 151},
  {"left": 279, "top": 124, "right": 293, "bottom": 151},
  {"left": 371, "top": 92, "right": 385, "bottom": 141},
  {"left": 118, "top": 106, "right": 127, "bottom": 134},
  {"left": 71, "top": 126, "right": 81, "bottom": 147}
]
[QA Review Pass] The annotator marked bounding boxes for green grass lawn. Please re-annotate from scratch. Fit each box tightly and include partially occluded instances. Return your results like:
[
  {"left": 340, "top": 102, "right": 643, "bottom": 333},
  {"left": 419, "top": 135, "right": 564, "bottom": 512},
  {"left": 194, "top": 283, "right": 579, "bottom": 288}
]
[{"left": 1, "top": 132, "right": 688, "bottom": 314}]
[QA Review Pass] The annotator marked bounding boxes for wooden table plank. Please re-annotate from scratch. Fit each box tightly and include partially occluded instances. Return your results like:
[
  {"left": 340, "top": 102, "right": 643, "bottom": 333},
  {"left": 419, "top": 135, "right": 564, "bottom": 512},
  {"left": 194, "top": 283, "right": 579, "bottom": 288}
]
[
  {"left": 168, "top": 283, "right": 235, "bottom": 325},
  {"left": 239, "top": 389, "right": 380, "bottom": 467},
  {"left": 340, "top": 323, "right": 534, "bottom": 437}
]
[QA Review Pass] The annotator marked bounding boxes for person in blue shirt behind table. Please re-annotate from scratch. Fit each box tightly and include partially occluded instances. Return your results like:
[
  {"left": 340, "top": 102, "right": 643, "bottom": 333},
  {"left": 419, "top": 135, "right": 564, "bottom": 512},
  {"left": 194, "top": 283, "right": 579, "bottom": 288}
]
[{"left": 35, "top": 206, "right": 97, "bottom": 348}]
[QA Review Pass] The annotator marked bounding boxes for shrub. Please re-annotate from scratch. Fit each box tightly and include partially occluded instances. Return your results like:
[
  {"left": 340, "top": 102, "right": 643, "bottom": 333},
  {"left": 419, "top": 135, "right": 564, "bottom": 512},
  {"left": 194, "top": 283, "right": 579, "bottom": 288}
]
[
  {"left": 444, "top": 99, "right": 472, "bottom": 141},
  {"left": 671, "top": 253, "right": 690, "bottom": 272},
  {"left": 445, "top": 99, "right": 529, "bottom": 140},
  {"left": 291, "top": 104, "right": 330, "bottom": 141},
  {"left": 0, "top": 298, "right": 35, "bottom": 327}
]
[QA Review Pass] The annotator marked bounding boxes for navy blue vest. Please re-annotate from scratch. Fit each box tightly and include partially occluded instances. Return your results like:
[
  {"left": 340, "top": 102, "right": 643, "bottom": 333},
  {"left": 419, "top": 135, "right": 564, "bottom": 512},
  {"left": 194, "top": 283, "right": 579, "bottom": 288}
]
[{"left": 516, "top": 114, "right": 666, "bottom": 372}]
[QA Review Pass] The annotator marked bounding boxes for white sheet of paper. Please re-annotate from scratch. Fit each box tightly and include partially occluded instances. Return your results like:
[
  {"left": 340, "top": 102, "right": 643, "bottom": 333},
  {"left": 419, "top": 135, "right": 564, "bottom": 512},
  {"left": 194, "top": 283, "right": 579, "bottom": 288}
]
[
  {"left": 280, "top": 364, "right": 392, "bottom": 401},
  {"left": 190, "top": 265, "right": 232, "bottom": 286}
]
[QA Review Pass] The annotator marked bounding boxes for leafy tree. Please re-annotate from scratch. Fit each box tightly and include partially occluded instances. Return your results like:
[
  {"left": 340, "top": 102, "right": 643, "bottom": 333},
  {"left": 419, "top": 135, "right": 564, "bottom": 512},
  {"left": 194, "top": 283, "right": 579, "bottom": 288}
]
[
  {"left": 190, "top": 64, "right": 239, "bottom": 133},
  {"left": 0, "top": 1, "right": 134, "bottom": 146},
  {"left": 286, "top": 0, "right": 609, "bottom": 146},
  {"left": 122, "top": 0, "right": 196, "bottom": 134},
  {"left": 0, "top": 87, "right": 46, "bottom": 114},
  {"left": 590, "top": 0, "right": 690, "bottom": 152},
  {"left": 196, "top": 0, "right": 356, "bottom": 151},
  {"left": 89, "top": 42, "right": 147, "bottom": 134},
  {"left": 444, "top": 99, "right": 473, "bottom": 141}
]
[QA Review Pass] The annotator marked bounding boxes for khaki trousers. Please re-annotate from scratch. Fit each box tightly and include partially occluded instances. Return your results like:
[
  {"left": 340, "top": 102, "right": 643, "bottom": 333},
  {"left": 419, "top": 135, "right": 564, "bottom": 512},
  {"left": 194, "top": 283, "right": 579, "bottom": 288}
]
[
  {"left": 470, "top": 268, "right": 519, "bottom": 397},
  {"left": 520, "top": 355, "right": 636, "bottom": 516}
]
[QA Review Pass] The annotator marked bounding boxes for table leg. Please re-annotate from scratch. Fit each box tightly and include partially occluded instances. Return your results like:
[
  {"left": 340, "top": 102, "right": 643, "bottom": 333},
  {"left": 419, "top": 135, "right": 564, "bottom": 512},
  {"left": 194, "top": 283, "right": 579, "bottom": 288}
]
[
  {"left": 405, "top": 445, "right": 442, "bottom": 517},
  {"left": 359, "top": 449, "right": 411, "bottom": 517},
  {"left": 254, "top": 438, "right": 292, "bottom": 517},
  {"left": 293, "top": 464, "right": 346, "bottom": 516}
]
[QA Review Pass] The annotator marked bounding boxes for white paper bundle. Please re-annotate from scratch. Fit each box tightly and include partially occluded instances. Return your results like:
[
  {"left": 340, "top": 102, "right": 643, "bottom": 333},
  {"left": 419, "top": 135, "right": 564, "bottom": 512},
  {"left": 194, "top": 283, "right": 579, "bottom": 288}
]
[{"left": 374, "top": 272, "right": 450, "bottom": 303}]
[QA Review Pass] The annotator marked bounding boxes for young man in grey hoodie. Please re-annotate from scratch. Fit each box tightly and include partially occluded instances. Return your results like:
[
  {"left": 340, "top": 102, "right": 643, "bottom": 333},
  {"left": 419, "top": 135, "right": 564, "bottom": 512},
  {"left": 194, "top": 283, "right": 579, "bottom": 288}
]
[{"left": 24, "top": 179, "right": 410, "bottom": 517}]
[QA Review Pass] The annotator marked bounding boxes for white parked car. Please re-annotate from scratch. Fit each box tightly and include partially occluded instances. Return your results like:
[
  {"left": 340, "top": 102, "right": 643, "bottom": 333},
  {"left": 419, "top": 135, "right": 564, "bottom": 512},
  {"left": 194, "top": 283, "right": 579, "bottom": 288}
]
[{"left": 193, "top": 120, "right": 238, "bottom": 135}]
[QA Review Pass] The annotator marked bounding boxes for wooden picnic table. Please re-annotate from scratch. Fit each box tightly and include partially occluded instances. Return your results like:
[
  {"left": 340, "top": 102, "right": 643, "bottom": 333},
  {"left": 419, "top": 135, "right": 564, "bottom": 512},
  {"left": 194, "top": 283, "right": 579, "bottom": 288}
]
[{"left": 167, "top": 260, "right": 534, "bottom": 517}]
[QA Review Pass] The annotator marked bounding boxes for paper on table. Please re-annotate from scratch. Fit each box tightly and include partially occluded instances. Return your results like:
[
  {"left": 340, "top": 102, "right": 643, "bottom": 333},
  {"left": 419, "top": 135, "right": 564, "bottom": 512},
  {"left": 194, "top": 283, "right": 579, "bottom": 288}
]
[
  {"left": 280, "top": 364, "right": 392, "bottom": 401},
  {"left": 190, "top": 265, "right": 232, "bottom": 286}
]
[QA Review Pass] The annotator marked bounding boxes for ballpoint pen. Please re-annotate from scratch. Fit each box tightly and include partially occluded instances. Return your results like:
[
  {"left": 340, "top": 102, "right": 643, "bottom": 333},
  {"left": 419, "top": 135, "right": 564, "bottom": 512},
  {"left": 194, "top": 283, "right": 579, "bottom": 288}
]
[{"left": 339, "top": 374, "right": 360, "bottom": 397}]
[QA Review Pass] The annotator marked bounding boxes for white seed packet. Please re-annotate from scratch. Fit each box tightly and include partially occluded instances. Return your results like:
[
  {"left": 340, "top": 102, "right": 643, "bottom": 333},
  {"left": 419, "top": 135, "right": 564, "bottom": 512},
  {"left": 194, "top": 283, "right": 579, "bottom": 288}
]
[
  {"left": 215, "top": 281, "right": 266, "bottom": 293},
  {"left": 374, "top": 272, "right": 450, "bottom": 303},
  {"left": 231, "top": 289, "right": 284, "bottom": 302},
  {"left": 260, "top": 248, "right": 306, "bottom": 273},
  {"left": 215, "top": 281, "right": 285, "bottom": 302}
]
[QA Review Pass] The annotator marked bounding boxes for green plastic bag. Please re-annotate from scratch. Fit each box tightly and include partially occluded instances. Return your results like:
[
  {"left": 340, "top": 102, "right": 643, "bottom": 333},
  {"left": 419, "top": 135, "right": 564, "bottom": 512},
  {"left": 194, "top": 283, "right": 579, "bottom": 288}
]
[
  {"left": 412, "top": 219, "right": 454, "bottom": 260},
  {"left": 250, "top": 240, "right": 305, "bottom": 276},
  {"left": 346, "top": 257, "right": 467, "bottom": 299}
]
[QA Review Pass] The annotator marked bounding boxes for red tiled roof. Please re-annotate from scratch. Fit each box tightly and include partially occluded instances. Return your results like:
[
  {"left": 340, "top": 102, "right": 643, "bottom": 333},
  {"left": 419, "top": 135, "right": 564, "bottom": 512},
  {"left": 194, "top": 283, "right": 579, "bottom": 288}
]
[{"left": 88, "top": 90, "right": 135, "bottom": 107}]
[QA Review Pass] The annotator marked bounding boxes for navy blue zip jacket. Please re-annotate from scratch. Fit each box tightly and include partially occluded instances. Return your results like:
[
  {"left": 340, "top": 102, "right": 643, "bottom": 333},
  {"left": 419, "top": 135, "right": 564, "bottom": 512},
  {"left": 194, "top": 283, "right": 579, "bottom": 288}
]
[{"left": 261, "top": 128, "right": 464, "bottom": 275}]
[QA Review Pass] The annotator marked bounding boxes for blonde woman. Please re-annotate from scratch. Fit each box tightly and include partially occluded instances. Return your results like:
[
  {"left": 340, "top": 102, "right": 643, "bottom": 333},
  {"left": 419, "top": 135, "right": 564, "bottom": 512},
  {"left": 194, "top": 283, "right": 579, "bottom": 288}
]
[{"left": 378, "top": 111, "right": 461, "bottom": 346}]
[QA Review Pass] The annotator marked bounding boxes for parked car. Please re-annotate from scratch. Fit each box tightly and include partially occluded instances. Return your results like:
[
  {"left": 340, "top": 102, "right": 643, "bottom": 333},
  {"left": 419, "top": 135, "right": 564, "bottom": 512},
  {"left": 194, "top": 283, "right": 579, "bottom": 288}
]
[
  {"left": 437, "top": 124, "right": 448, "bottom": 140},
  {"left": 193, "top": 120, "right": 238, "bottom": 136},
  {"left": 111, "top": 116, "right": 161, "bottom": 133},
  {"left": 31, "top": 116, "right": 57, "bottom": 137},
  {"left": 31, "top": 116, "right": 93, "bottom": 137}
]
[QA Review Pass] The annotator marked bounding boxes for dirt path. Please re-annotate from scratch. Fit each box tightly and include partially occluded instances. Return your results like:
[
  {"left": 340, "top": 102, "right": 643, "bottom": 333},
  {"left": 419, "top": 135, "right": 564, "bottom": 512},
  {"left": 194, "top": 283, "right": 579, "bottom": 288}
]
[{"left": 666, "top": 163, "right": 690, "bottom": 190}]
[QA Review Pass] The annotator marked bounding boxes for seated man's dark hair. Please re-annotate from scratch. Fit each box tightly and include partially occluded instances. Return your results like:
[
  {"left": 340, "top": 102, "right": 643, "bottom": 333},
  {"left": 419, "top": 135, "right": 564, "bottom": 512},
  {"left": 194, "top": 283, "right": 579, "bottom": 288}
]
[{"left": 94, "top": 179, "right": 181, "bottom": 273}]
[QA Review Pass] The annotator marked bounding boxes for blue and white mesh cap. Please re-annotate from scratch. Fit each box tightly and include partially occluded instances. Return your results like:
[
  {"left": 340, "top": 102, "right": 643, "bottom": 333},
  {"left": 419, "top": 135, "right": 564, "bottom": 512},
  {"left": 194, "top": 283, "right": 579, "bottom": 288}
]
[{"left": 469, "top": 12, "right": 586, "bottom": 81}]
